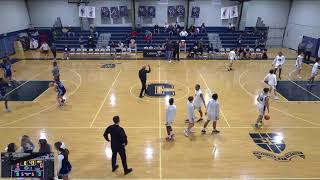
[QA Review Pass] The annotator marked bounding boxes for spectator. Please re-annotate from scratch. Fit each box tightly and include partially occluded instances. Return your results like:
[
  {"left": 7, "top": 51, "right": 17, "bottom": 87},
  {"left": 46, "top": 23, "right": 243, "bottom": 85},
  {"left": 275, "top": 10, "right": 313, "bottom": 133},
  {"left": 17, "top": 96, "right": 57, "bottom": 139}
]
[
  {"left": 54, "top": 142, "right": 72, "bottom": 180},
  {"left": 154, "top": 24, "right": 160, "bottom": 34},
  {"left": 51, "top": 43, "right": 57, "bottom": 60},
  {"left": 173, "top": 40, "right": 180, "bottom": 61},
  {"left": 262, "top": 50, "right": 268, "bottom": 59},
  {"left": 228, "top": 23, "right": 235, "bottom": 31},
  {"left": 255, "top": 39, "right": 259, "bottom": 48},
  {"left": 165, "top": 40, "right": 173, "bottom": 62},
  {"left": 168, "top": 24, "right": 174, "bottom": 36},
  {"left": 144, "top": 30, "right": 152, "bottom": 44},
  {"left": 179, "top": 29, "right": 188, "bottom": 40},
  {"left": 64, "top": 45, "right": 70, "bottom": 60},
  {"left": 129, "top": 38, "right": 137, "bottom": 49},
  {"left": 200, "top": 23, "right": 206, "bottom": 33},
  {"left": 130, "top": 30, "right": 138, "bottom": 39},
  {"left": 67, "top": 25, "right": 75, "bottom": 37},
  {"left": 40, "top": 41, "right": 50, "bottom": 59},
  {"left": 87, "top": 35, "right": 95, "bottom": 48},
  {"left": 164, "top": 22, "right": 169, "bottom": 32},
  {"left": 62, "top": 27, "right": 69, "bottom": 37},
  {"left": 194, "top": 27, "right": 200, "bottom": 36},
  {"left": 237, "top": 35, "right": 242, "bottom": 47},
  {"left": 174, "top": 22, "right": 180, "bottom": 33},
  {"left": 6, "top": 143, "right": 17, "bottom": 152},
  {"left": 39, "top": 139, "right": 51, "bottom": 153},
  {"left": 79, "top": 36, "right": 85, "bottom": 50},
  {"left": 189, "top": 25, "right": 195, "bottom": 36},
  {"left": 20, "top": 135, "right": 35, "bottom": 153}
]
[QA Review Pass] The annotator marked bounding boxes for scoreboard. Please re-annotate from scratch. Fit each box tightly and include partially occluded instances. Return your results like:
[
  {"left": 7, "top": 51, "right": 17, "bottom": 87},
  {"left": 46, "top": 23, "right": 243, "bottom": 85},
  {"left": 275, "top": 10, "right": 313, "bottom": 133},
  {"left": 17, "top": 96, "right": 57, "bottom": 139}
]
[{"left": 1, "top": 152, "right": 54, "bottom": 179}]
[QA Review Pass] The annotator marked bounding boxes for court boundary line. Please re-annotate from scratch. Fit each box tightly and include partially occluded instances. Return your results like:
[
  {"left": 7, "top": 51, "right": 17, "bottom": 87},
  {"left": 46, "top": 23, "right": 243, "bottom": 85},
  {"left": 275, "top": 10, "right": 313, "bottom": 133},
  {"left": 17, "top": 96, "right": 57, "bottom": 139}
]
[
  {"left": 197, "top": 70, "right": 231, "bottom": 127},
  {"left": 90, "top": 70, "right": 122, "bottom": 128},
  {"left": 158, "top": 60, "right": 162, "bottom": 179}
]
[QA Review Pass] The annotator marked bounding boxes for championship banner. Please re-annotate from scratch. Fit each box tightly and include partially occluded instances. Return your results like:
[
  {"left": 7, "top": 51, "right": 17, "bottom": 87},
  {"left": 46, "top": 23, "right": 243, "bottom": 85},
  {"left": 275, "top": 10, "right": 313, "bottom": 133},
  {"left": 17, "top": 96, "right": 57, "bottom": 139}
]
[
  {"left": 220, "top": 7, "right": 229, "bottom": 19},
  {"left": 191, "top": 6, "right": 200, "bottom": 18},
  {"left": 79, "top": 5, "right": 87, "bottom": 18},
  {"left": 147, "top": 6, "right": 156, "bottom": 18},
  {"left": 167, "top": 6, "right": 177, "bottom": 18},
  {"left": 119, "top": 6, "right": 128, "bottom": 17},
  {"left": 110, "top": 7, "right": 120, "bottom": 19},
  {"left": 101, "top": 7, "right": 110, "bottom": 18},
  {"left": 176, "top": 5, "right": 185, "bottom": 17},
  {"left": 229, "top": 6, "right": 238, "bottom": 18},
  {"left": 86, "top": 6, "right": 95, "bottom": 18},
  {"left": 138, "top": 6, "right": 147, "bottom": 17},
  {"left": 301, "top": 36, "right": 320, "bottom": 57}
]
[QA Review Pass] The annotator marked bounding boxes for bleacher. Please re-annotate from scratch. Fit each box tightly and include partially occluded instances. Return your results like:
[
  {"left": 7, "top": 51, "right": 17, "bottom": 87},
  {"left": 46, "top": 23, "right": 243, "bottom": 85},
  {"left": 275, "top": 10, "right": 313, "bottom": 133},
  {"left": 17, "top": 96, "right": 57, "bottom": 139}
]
[{"left": 53, "top": 26, "right": 266, "bottom": 52}]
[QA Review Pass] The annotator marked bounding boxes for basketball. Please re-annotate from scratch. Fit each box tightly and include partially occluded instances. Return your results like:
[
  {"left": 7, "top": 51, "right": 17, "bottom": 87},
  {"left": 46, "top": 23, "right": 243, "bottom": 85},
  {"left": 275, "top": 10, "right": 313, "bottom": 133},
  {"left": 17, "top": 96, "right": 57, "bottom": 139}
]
[{"left": 264, "top": 115, "right": 270, "bottom": 120}]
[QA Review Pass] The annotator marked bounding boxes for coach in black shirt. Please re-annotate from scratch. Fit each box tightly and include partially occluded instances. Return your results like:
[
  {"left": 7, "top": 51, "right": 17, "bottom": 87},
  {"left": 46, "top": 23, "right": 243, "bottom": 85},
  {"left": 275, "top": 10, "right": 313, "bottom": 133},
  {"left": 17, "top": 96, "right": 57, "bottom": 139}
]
[
  {"left": 139, "top": 65, "right": 151, "bottom": 98},
  {"left": 173, "top": 40, "right": 180, "bottom": 61},
  {"left": 103, "top": 116, "right": 133, "bottom": 175}
]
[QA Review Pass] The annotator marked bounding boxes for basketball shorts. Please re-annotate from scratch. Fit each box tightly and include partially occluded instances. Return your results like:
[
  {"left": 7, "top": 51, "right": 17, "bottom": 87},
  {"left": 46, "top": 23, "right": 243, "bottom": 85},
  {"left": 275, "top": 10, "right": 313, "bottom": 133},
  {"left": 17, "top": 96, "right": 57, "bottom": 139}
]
[
  {"left": 311, "top": 72, "right": 317, "bottom": 78},
  {"left": 4, "top": 71, "right": 12, "bottom": 78},
  {"left": 187, "top": 117, "right": 194, "bottom": 124},
  {"left": 207, "top": 114, "right": 218, "bottom": 121},
  {"left": 258, "top": 105, "right": 266, "bottom": 116},
  {"left": 57, "top": 89, "right": 66, "bottom": 97},
  {"left": 194, "top": 104, "right": 202, "bottom": 110}
]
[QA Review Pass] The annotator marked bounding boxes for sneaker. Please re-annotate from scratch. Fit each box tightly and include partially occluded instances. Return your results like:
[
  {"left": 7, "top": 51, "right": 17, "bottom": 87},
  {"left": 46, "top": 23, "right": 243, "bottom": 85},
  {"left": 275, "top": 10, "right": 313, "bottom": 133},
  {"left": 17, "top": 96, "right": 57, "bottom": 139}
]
[
  {"left": 124, "top": 168, "right": 133, "bottom": 175},
  {"left": 184, "top": 129, "right": 189, "bottom": 137},
  {"left": 274, "top": 96, "right": 279, "bottom": 100},
  {"left": 169, "top": 60, "right": 172, "bottom": 63},
  {"left": 297, "top": 76, "right": 302, "bottom": 79},
  {"left": 212, "top": 129, "right": 220, "bottom": 134},
  {"left": 4, "top": 108, "right": 11, "bottom": 112},
  {"left": 112, "top": 165, "right": 119, "bottom": 172},
  {"left": 201, "top": 129, "right": 206, "bottom": 134}
]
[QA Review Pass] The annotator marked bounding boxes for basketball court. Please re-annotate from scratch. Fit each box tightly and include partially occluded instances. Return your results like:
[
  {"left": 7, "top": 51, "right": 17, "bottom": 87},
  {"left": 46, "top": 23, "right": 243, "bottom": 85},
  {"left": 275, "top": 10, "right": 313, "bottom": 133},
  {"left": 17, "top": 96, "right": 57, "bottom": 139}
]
[{"left": 1, "top": 48, "right": 320, "bottom": 179}]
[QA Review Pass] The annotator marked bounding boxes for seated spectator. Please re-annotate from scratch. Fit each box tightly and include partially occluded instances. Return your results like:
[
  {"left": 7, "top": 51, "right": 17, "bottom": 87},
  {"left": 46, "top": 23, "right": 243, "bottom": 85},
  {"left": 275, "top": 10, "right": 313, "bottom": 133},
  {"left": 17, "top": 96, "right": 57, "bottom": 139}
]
[
  {"left": 145, "top": 30, "right": 153, "bottom": 44},
  {"left": 67, "top": 25, "right": 75, "bottom": 37},
  {"left": 94, "top": 31, "right": 99, "bottom": 38},
  {"left": 237, "top": 35, "right": 242, "bottom": 47},
  {"left": 19, "top": 135, "right": 35, "bottom": 153},
  {"left": 168, "top": 24, "right": 174, "bottom": 36},
  {"left": 174, "top": 22, "right": 181, "bottom": 33},
  {"left": 64, "top": 45, "right": 70, "bottom": 60},
  {"left": 154, "top": 24, "right": 160, "bottom": 34},
  {"left": 62, "top": 27, "right": 69, "bottom": 37},
  {"left": 179, "top": 29, "right": 188, "bottom": 40},
  {"left": 129, "top": 38, "right": 137, "bottom": 49},
  {"left": 39, "top": 139, "right": 51, "bottom": 153},
  {"left": 255, "top": 39, "right": 259, "bottom": 48},
  {"left": 87, "top": 35, "right": 95, "bottom": 48},
  {"left": 208, "top": 43, "right": 214, "bottom": 53},
  {"left": 200, "top": 23, "right": 206, "bottom": 33},
  {"left": 164, "top": 22, "right": 169, "bottom": 32},
  {"left": 6, "top": 143, "right": 17, "bottom": 152},
  {"left": 40, "top": 41, "right": 50, "bottom": 58},
  {"left": 262, "top": 50, "right": 268, "bottom": 59},
  {"left": 130, "top": 30, "right": 138, "bottom": 39},
  {"left": 194, "top": 27, "right": 200, "bottom": 36},
  {"left": 79, "top": 36, "right": 85, "bottom": 50},
  {"left": 228, "top": 23, "right": 235, "bottom": 31}
]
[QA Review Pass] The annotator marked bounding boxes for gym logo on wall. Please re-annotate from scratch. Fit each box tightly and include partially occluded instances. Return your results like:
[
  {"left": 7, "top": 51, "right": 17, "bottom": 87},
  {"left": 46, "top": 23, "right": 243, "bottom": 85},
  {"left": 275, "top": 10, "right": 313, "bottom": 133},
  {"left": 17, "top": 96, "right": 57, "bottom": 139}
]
[
  {"left": 146, "top": 83, "right": 175, "bottom": 97},
  {"left": 249, "top": 133, "right": 305, "bottom": 162}
]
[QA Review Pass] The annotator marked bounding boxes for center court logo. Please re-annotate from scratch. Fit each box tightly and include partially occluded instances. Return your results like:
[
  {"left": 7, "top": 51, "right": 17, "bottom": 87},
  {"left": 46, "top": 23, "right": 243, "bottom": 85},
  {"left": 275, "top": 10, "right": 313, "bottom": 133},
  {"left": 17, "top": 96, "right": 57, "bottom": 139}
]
[
  {"left": 249, "top": 133, "right": 305, "bottom": 162},
  {"left": 146, "top": 83, "right": 175, "bottom": 97}
]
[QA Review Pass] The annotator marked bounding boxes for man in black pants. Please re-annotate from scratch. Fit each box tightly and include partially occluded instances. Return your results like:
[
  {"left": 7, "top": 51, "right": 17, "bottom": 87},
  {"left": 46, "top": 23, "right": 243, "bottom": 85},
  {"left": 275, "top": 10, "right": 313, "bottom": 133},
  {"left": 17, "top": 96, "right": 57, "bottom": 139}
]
[
  {"left": 139, "top": 65, "right": 151, "bottom": 98},
  {"left": 173, "top": 40, "right": 180, "bottom": 61},
  {"left": 103, "top": 116, "right": 133, "bottom": 175}
]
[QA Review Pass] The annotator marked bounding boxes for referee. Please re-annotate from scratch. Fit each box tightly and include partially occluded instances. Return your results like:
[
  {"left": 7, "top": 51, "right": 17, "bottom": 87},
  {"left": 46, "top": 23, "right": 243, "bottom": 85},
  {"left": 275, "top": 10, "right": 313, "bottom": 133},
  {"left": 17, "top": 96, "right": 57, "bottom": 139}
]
[
  {"left": 139, "top": 65, "right": 151, "bottom": 98},
  {"left": 103, "top": 116, "right": 133, "bottom": 175}
]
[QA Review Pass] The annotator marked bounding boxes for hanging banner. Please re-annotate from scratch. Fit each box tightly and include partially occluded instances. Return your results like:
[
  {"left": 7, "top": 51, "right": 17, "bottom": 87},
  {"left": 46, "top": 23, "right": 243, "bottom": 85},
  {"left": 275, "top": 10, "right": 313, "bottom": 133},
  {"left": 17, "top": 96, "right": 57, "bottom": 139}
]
[
  {"left": 79, "top": 5, "right": 87, "bottom": 17},
  {"left": 191, "top": 6, "right": 200, "bottom": 18},
  {"left": 101, "top": 7, "right": 110, "bottom": 18},
  {"left": 86, "top": 6, "right": 95, "bottom": 18},
  {"left": 167, "top": 6, "right": 177, "bottom": 18},
  {"left": 176, "top": 5, "right": 185, "bottom": 17},
  {"left": 110, "top": 7, "right": 120, "bottom": 19},
  {"left": 229, "top": 6, "right": 238, "bottom": 18},
  {"left": 119, "top": 6, "right": 128, "bottom": 17},
  {"left": 138, "top": 6, "right": 147, "bottom": 17},
  {"left": 148, "top": 6, "right": 156, "bottom": 18},
  {"left": 220, "top": 7, "right": 229, "bottom": 19}
]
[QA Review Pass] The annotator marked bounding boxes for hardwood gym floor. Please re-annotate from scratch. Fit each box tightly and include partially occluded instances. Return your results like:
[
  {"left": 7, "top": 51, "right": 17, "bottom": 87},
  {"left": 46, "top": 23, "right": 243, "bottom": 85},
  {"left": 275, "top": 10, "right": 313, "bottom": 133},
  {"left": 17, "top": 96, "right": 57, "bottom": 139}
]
[{"left": 1, "top": 48, "right": 320, "bottom": 179}]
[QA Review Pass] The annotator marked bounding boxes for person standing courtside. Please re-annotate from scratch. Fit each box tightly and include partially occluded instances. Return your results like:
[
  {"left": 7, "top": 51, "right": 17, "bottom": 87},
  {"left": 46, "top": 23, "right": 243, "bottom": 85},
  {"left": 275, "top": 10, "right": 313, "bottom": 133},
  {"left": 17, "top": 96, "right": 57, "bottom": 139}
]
[
  {"left": 103, "top": 116, "right": 133, "bottom": 175},
  {"left": 173, "top": 40, "right": 180, "bottom": 61},
  {"left": 139, "top": 65, "right": 151, "bottom": 98}
]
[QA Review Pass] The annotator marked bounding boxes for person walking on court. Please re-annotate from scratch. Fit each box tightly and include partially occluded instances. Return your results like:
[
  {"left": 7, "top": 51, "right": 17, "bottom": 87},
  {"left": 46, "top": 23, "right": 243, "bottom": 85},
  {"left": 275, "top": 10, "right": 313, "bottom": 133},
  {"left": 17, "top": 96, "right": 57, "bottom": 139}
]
[
  {"left": 165, "top": 40, "right": 173, "bottom": 63},
  {"left": 139, "top": 65, "right": 151, "bottom": 98},
  {"left": 272, "top": 52, "right": 286, "bottom": 80},
  {"left": 254, "top": 88, "right": 270, "bottom": 128},
  {"left": 264, "top": 69, "right": 278, "bottom": 100},
  {"left": 227, "top": 49, "right": 236, "bottom": 71},
  {"left": 103, "top": 116, "right": 133, "bottom": 175},
  {"left": 166, "top": 98, "right": 176, "bottom": 141},
  {"left": 0, "top": 77, "right": 11, "bottom": 112},
  {"left": 307, "top": 58, "right": 319, "bottom": 86},
  {"left": 194, "top": 84, "right": 206, "bottom": 122},
  {"left": 295, "top": 52, "right": 304, "bottom": 79},
  {"left": 51, "top": 43, "right": 57, "bottom": 60},
  {"left": 184, "top": 96, "right": 195, "bottom": 137},
  {"left": 201, "top": 93, "right": 220, "bottom": 134}
]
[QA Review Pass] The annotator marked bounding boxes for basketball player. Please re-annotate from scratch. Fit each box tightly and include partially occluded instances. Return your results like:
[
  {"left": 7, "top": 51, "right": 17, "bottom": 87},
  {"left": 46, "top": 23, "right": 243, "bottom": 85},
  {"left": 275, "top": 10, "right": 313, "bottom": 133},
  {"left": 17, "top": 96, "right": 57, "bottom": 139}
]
[
  {"left": 1, "top": 57, "right": 13, "bottom": 86},
  {"left": 264, "top": 69, "right": 278, "bottom": 100},
  {"left": 138, "top": 65, "right": 151, "bottom": 98},
  {"left": 272, "top": 52, "right": 286, "bottom": 80},
  {"left": 227, "top": 49, "right": 236, "bottom": 71},
  {"left": 40, "top": 41, "right": 50, "bottom": 59},
  {"left": 254, "top": 88, "right": 270, "bottom": 128},
  {"left": 52, "top": 81, "right": 66, "bottom": 107},
  {"left": 63, "top": 45, "right": 70, "bottom": 60},
  {"left": 307, "top": 58, "right": 319, "bottom": 86},
  {"left": 194, "top": 84, "right": 206, "bottom": 122},
  {"left": 184, "top": 96, "right": 195, "bottom": 137},
  {"left": 0, "top": 78, "right": 10, "bottom": 112},
  {"left": 165, "top": 98, "right": 176, "bottom": 141},
  {"left": 201, "top": 93, "right": 220, "bottom": 134},
  {"left": 52, "top": 61, "right": 60, "bottom": 82},
  {"left": 295, "top": 52, "right": 304, "bottom": 79}
]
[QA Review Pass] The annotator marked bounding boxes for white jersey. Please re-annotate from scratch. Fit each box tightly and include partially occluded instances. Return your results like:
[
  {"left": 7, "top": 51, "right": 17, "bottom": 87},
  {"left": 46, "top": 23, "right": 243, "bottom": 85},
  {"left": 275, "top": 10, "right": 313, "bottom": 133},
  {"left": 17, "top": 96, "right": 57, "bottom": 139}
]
[
  {"left": 194, "top": 89, "right": 203, "bottom": 107},
  {"left": 229, "top": 50, "right": 236, "bottom": 60},
  {"left": 264, "top": 73, "right": 277, "bottom": 86},
  {"left": 257, "top": 92, "right": 268, "bottom": 107},
  {"left": 273, "top": 55, "right": 286, "bottom": 67},
  {"left": 40, "top": 43, "right": 50, "bottom": 51},
  {"left": 311, "top": 62, "right": 319, "bottom": 75},
  {"left": 296, "top": 55, "right": 303, "bottom": 68},
  {"left": 206, "top": 99, "right": 220, "bottom": 120},
  {"left": 166, "top": 104, "right": 176, "bottom": 124},
  {"left": 187, "top": 101, "right": 194, "bottom": 120}
]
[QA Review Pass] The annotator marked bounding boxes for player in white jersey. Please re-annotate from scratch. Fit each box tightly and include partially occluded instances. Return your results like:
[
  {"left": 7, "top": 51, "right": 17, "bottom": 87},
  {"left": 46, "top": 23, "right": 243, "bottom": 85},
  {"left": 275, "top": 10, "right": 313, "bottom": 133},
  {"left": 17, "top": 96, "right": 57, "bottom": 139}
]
[
  {"left": 194, "top": 84, "right": 206, "bottom": 122},
  {"left": 228, "top": 49, "right": 236, "bottom": 71},
  {"left": 184, "top": 96, "right": 195, "bottom": 137},
  {"left": 264, "top": 69, "right": 278, "bottom": 100},
  {"left": 295, "top": 52, "right": 304, "bottom": 79},
  {"left": 272, "top": 52, "right": 286, "bottom": 79},
  {"left": 201, "top": 93, "right": 220, "bottom": 134},
  {"left": 166, "top": 98, "right": 176, "bottom": 141},
  {"left": 254, "top": 88, "right": 270, "bottom": 128},
  {"left": 308, "top": 59, "right": 319, "bottom": 86}
]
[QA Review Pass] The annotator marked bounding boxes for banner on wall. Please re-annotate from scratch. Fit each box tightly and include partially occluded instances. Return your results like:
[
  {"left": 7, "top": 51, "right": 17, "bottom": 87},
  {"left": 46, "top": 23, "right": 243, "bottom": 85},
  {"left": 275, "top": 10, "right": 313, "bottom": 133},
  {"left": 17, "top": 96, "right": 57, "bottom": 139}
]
[
  {"left": 229, "top": 6, "right": 238, "bottom": 18},
  {"left": 220, "top": 7, "right": 229, "bottom": 19},
  {"left": 301, "top": 36, "right": 320, "bottom": 58},
  {"left": 138, "top": 6, "right": 147, "bottom": 17},
  {"left": 110, "top": 7, "right": 120, "bottom": 19},
  {"left": 191, "top": 6, "right": 200, "bottom": 18},
  {"left": 79, "top": 5, "right": 87, "bottom": 17},
  {"left": 86, "top": 6, "right": 95, "bottom": 18},
  {"left": 176, "top": 5, "right": 185, "bottom": 17},
  {"left": 119, "top": 6, "right": 128, "bottom": 17},
  {"left": 167, "top": 6, "right": 177, "bottom": 18},
  {"left": 101, "top": 7, "right": 110, "bottom": 18},
  {"left": 147, "top": 6, "right": 156, "bottom": 18}
]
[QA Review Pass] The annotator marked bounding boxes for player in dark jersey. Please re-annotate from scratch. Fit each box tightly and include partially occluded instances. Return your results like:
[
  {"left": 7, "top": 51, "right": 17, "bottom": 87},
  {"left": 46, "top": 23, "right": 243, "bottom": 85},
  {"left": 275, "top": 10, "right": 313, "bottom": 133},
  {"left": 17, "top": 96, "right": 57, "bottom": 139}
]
[
  {"left": 1, "top": 57, "right": 13, "bottom": 86},
  {"left": 53, "top": 81, "right": 66, "bottom": 107},
  {"left": 0, "top": 78, "right": 11, "bottom": 112}
]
